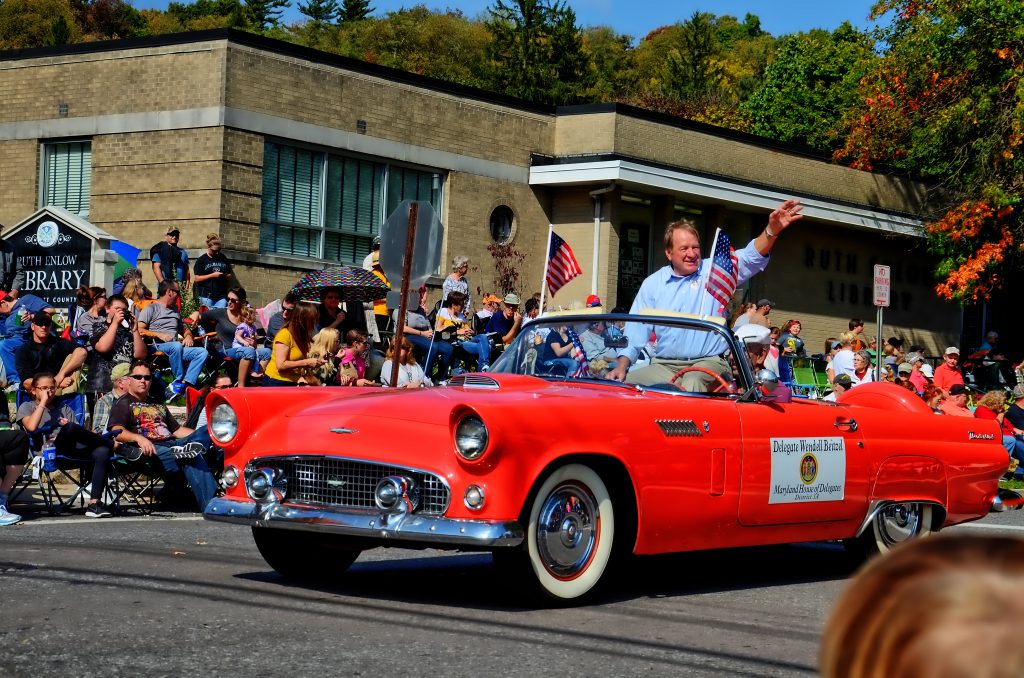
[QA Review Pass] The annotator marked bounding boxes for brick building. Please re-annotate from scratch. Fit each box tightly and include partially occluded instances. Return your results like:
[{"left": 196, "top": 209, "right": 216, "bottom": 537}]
[{"left": 0, "top": 29, "right": 960, "bottom": 353}]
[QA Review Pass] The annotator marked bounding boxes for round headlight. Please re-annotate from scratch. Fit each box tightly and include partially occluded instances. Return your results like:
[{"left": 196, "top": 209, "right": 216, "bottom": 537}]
[
  {"left": 454, "top": 415, "right": 489, "bottom": 461},
  {"left": 464, "top": 484, "right": 485, "bottom": 510},
  {"left": 210, "top": 403, "right": 238, "bottom": 443}
]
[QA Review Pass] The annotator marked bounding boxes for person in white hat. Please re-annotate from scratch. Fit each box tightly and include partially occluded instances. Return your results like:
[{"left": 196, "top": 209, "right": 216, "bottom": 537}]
[
  {"left": 933, "top": 346, "right": 964, "bottom": 393},
  {"left": 485, "top": 293, "right": 523, "bottom": 346}
]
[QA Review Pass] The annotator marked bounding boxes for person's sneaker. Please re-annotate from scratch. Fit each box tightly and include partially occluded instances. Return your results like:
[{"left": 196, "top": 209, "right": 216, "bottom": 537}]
[
  {"left": 166, "top": 381, "right": 186, "bottom": 402},
  {"left": 118, "top": 445, "right": 143, "bottom": 462},
  {"left": 169, "top": 441, "right": 204, "bottom": 460},
  {"left": 0, "top": 505, "right": 22, "bottom": 526},
  {"left": 85, "top": 502, "right": 112, "bottom": 518}
]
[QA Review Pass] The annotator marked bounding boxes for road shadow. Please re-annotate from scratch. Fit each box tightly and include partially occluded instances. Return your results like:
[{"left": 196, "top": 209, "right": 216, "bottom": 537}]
[{"left": 234, "top": 541, "right": 860, "bottom": 610}]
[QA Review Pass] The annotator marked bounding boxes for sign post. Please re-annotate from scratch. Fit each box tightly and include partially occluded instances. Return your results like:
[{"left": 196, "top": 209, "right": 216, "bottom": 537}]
[
  {"left": 379, "top": 200, "right": 444, "bottom": 386},
  {"left": 873, "top": 264, "right": 891, "bottom": 382}
]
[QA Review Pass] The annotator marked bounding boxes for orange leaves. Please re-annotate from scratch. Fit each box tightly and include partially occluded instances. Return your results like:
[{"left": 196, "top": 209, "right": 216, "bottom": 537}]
[
  {"left": 934, "top": 230, "right": 1015, "bottom": 302},
  {"left": 997, "top": 47, "right": 1012, "bottom": 60},
  {"left": 927, "top": 200, "right": 995, "bottom": 241}
]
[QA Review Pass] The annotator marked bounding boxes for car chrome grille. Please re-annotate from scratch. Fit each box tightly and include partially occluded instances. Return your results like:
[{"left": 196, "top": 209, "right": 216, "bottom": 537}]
[{"left": 259, "top": 456, "right": 450, "bottom": 515}]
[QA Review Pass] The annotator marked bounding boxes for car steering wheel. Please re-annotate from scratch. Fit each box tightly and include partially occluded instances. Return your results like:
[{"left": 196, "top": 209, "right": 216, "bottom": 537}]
[{"left": 670, "top": 366, "right": 736, "bottom": 393}]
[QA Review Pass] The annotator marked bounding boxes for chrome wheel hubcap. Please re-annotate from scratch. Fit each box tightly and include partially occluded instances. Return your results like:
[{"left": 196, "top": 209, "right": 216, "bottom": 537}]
[
  {"left": 877, "top": 503, "right": 923, "bottom": 546},
  {"left": 536, "top": 482, "right": 599, "bottom": 578}
]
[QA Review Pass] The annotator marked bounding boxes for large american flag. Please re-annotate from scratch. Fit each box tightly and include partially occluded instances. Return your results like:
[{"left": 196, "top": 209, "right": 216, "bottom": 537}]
[
  {"left": 546, "top": 231, "right": 583, "bottom": 297},
  {"left": 706, "top": 230, "right": 739, "bottom": 314},
  {"left": 566, "top": 326, "right": 590, "bottom": 378}
]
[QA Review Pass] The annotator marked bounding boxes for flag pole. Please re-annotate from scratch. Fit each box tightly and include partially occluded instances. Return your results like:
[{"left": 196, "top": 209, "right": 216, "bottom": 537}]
[
  {"left": 538, "top": 225, "right": 554, "bottom": 313},
  {"left": 699, "top": 228, "right": 721, "bottom": 319}
]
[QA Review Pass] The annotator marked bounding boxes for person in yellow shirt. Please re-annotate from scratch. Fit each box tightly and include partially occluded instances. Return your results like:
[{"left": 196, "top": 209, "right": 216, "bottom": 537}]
[{"left": 263, "top": 301, "right": 324, "bottom": 386}]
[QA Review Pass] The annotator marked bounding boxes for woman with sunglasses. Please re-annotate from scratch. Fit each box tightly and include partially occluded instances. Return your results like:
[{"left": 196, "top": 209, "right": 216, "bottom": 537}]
[
  {"left": 264, "top": 301, "right": 325, "bottom": 386},
  {"left": 199, "top": 287, "right": 271, "bottom": 388},
  {"left": 318, "top": 287, "right": 352, "bottom": 334}
]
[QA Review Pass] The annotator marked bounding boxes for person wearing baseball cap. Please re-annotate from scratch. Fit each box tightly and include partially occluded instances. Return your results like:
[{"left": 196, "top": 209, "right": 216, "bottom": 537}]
[
  {"left": 934, "top": 346, "right": 965, "bottom": 393},
  {"left": 939, "top": 383, "right": 972, "bottom": 417},
  {"left": 485, "top": 293, "right": 523, "bottom": 345},
  {"left": 151, "top": 226, "right": 189, "bottom": 285},
  {"left": 586, "top": 294, "right": 603, "bottom": 308},
  {"left": 824, "top": 373, "right": 853, "bottom": 402},
  {"left": 14, "top": 310, "right": 88, "bottom": 394}
]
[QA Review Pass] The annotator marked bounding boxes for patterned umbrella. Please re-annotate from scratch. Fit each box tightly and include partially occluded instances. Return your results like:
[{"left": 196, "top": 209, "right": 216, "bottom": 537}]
[{"left": 290, "top": 266, "right": 390, "bottom": 303}]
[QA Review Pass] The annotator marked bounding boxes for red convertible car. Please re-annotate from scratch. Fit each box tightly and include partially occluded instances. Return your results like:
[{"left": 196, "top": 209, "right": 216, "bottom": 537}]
[{"left": 203, "top": 313, "right": 1008, "bottom": 602}]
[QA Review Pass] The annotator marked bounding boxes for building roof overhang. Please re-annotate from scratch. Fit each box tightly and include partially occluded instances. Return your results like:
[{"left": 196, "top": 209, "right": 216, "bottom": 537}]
[{"left": 529, "top": 156, "right": 924, "bottom": 237}]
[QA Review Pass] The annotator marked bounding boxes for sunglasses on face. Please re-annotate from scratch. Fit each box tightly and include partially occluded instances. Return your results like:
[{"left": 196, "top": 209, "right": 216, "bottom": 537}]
[
  {"left": 210, "top": 384, "right": 230, "bottom": 390},
  {"left": 129, "top": 374, "right": 153, "bottom": 381},
  {"left": 227, "top": 297, "right": 240, "bottom": 303},
  {"left": 325, "top": 295, "right": 340, "bottom": 301}
]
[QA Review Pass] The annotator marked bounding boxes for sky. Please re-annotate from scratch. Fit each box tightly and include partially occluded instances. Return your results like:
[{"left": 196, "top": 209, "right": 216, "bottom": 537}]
[{"left": 134, "top": 1, "right": 885, "bottom": 40}]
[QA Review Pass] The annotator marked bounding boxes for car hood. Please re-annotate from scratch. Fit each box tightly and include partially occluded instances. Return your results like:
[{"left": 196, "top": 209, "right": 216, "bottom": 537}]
[{"left": 287, "top": 373, "right": 650, "bottom": 426}]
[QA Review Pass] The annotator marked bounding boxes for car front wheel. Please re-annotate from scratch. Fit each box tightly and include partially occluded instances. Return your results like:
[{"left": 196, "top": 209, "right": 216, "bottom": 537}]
[
  {"left": 849, "top": 502, "right": 934, "bottom": 558},
  {"left": 525, "top": 464, "right": 615, "bottom": 602},
  {"left": 252, "top": 527, "right": 361, "bottom": 580}
]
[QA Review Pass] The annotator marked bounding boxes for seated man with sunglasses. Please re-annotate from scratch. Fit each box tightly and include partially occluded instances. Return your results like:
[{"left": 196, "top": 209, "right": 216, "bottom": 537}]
[{"left": 107, "top": 360, "right": 218, "bottom": 511}]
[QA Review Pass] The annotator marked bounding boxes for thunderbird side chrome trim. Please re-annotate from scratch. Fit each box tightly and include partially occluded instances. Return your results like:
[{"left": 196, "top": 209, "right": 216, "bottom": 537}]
[
  {"left": 204, "top": 497, "right": 524, "bottom": 547},
  {"left": 656, "top": 420, "right": 703, "bottom": 437},
  {"left": 449, "top": 374, "right": 500, "bottom": 390},
  {"left": 330, "top": 427, "right": 358, "bottom": 434}
]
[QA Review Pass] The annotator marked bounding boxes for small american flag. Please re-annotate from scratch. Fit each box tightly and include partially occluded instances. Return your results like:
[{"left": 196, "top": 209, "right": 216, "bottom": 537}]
[
  {"left": 566, "top": 326, "right": 590, "bottom": 378},
  {"left": 707, "top": 229, "right": 739, "bottom": 314},
  {"left": 546, "top": 231, "right": 583, "bottom": 297}
]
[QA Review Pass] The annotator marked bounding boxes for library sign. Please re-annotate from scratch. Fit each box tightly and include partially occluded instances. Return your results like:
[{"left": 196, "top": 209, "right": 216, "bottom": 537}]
[{"left": 2, "top": 207, "right": 118, "bottom": 310}]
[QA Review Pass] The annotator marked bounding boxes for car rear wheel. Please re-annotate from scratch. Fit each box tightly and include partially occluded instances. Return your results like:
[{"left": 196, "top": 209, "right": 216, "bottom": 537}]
[
  {"left": 848, "top": 502, "right": 934, "bottom": 558},
  {"left": 252, "top": 527, "right": 361, "bottom": 580},
  {"left": 524, "top": 464, "right": 615, "bottom": 602}
]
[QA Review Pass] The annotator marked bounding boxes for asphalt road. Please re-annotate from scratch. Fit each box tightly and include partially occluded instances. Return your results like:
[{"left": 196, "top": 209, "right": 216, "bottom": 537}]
[{"left": 3, "top": 509, "right": 1023, "bottom": 678}]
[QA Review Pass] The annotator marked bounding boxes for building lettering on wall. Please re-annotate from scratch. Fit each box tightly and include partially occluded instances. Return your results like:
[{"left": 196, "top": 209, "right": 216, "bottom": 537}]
[{"left": 804, "top": 245, "right": 932, "bottom": 313}]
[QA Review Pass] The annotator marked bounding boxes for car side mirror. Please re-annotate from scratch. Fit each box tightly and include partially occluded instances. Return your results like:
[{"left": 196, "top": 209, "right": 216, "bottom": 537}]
[
  {"left": 757, "top": 369, "right": 779, "bottom": 392},
  {"left": 739, "top": 368, "right": 780, "bottom": 402}
]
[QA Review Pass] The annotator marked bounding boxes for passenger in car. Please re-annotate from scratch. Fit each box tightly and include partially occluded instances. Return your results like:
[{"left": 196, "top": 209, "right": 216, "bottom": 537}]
[{"left": 538, "top": 325, "right": 577, "bottom": 376}]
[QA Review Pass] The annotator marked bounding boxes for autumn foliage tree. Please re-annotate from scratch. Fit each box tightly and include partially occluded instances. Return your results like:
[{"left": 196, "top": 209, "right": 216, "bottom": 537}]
[{"left": 837, "top": 0, "right": 1024, "bottom": 303}]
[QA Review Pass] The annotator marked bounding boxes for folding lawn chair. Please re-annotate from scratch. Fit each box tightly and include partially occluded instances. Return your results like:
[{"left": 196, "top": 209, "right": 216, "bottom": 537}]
[{"left": 9, "top": 392, "right": 115, "bottom": 514}]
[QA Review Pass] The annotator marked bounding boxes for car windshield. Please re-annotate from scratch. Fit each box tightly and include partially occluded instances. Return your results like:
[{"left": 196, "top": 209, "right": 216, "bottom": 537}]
[{"left": 489, "top": 313, "right": 757, "bottom": 395}]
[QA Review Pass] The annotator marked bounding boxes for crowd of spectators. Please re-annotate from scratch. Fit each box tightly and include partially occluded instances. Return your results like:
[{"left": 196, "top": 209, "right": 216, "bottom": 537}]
[{"left": 1, "top": 229, "right": 1021, "bottom": 526}]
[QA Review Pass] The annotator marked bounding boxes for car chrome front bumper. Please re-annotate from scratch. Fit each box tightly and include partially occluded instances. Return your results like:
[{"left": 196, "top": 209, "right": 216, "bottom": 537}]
[{"left": 203, "top": 496, "right": 524, "bottom": 547}]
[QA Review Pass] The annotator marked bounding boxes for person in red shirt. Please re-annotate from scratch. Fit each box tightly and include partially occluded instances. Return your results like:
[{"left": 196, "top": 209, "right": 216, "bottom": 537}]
[
  {"left": 970, "top": 391, "right": 1019, "bottom": 464},
  {"left": 933, "top": 346, "right": 965, "bottom": 393},
  {"left": 939, "top": 384, "right": 973, "bottom": 417}
]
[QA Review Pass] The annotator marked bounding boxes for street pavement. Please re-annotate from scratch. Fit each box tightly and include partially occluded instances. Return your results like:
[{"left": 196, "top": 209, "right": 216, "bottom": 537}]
[{"left": 2, "top": 506, "right": 1023, "bottom": 677}]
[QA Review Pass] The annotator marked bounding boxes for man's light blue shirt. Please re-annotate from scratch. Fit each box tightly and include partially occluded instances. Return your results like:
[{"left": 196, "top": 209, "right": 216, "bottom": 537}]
[{"left": 620, "top": 239, "right": 769, "bottom": 363}]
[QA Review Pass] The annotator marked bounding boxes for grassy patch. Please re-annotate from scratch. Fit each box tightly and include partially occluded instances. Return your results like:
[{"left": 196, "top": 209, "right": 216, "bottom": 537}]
[{"left": 999, "top": 478, "right": 1024, "bottom": 491}]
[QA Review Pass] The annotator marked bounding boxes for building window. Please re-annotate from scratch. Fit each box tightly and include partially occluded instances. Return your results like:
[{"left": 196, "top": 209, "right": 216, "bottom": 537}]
[
  {"left": 489, "top": 205, "right": 515, "bottom": 244},
  {"left": 42, "top": 141, "right": 91, "bottom": 217},
  {"left": 261, "top": 141, "right": 443, "bottom": 264}
]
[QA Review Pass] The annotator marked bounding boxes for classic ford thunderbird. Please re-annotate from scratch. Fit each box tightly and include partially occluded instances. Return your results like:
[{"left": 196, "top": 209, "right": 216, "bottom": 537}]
[{"left": 203, "top": 313, "right": 1008, "bottom": 602}]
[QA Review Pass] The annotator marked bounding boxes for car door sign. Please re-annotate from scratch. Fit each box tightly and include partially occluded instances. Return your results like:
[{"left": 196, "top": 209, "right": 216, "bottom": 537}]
[{"left": 769, "top": 437, "right": 846, "bottom": 504}]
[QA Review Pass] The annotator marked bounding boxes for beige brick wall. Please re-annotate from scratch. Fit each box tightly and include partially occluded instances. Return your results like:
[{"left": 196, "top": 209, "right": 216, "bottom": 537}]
[
  {"left": 750, "top": 223, "right": 959, "bottom": 354},
  {"left": 0, "top": 43, "right": 225, "bottom": 123},
  {"left": 224, "top": 44, "right": 554, "bottom": 168},
  {"left": 0, "top": 140, "right": 38, "bottom": 227},
  {"left": 553, "top": 113, "right": 616, "bottom": 156},
  {"left": 611, "top": 115, "right": 928, "bottom": 214},
  {"left": 444, "top": 172, "right": 550, "bottom": 301}
]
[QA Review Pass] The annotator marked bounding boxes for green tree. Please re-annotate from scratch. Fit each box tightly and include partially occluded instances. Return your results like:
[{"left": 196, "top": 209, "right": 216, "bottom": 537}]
[
  {"left": 339, "top": 0, "right": 372, "bottom": 22},
  {"left": 580, "top": 26, "right": 636, "bottom": 101},
  {"left": 837, "top": 0, "right": 1024, "bottom": 302},
  {"left": 298, "top": 0, "right": 337, "bottom": 26},
  {"left": 484, "top": 0, "right": 589, "bottom": 104},
  {"left": 744, "top": 22, "right": 876, "bottom": 153},
  {"left": 165, "top": 0, "right": 243, "bottom": 29},
  {"left": 81, "top": 0, "right": 148, "bottom": 39},
  {"left": 245, "top": 0, "right": 290, "bottom": 32},
  {"left": 0, "top": 0, "right": 80, "bottom": 49},
  {"left": 661, "top": 12, "right": 725, "bottom": 101}
]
